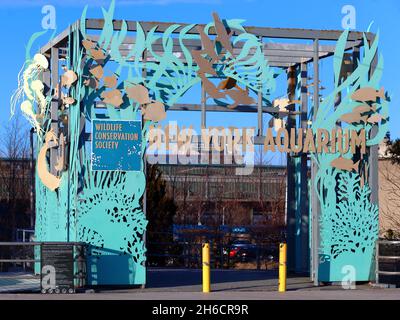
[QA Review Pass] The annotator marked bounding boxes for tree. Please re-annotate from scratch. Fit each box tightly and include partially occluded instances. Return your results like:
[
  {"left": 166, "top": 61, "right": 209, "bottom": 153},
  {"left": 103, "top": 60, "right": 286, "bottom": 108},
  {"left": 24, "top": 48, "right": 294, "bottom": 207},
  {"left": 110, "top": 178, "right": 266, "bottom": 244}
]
[
  {"left": 0, "top": 112, "right": 31, "bottom": 242},
  {"left": 0, "top": 112, "right": 29, "bottom": 159},
  {"left": 386, "top": 138, "right": 400, "bottom": 165},
  {"left": 0, "top": 113, "right": 32, "bottom": 271},
  {"left": 145, "top": 163, "right": 177, "bottom": 266},
  {"left": 379, "top": 136, "right": 400, "bottom": 238}
]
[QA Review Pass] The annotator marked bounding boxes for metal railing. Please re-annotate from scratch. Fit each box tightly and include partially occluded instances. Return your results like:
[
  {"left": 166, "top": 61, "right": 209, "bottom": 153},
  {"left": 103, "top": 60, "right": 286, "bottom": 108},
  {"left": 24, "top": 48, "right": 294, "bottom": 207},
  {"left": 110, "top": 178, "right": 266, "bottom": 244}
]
[
  {"left": 375, "top": 240, "right": 400, "bottom": 286},
  {"left": 0, "top": 242, "right": 41, "bottom": 272},
  {"left": 0, "top": 242, "right": 87, "bottom": 290}
]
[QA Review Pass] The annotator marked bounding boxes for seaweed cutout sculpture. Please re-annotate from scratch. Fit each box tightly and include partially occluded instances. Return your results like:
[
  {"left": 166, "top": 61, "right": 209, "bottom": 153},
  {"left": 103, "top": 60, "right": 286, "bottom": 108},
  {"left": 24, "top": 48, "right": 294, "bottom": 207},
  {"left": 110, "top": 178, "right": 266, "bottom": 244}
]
[
  {"left": 13, "top": 0, "right": 277, "bottom": 284},
  {"left": 329, "top": 172, "right": 378, "bottom": 259},
  {"left": 312, "top": 29, "right": 388, "bottom": 278}
]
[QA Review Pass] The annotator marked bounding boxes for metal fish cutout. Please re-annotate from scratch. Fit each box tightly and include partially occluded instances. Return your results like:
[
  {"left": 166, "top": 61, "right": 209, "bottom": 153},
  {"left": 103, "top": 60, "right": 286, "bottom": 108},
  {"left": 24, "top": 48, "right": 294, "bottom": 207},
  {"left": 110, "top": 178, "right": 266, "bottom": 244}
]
[
  {"left": 367, "top": 113, "right": 384, "bottom": 124},
  {"left": 340, "top": 112, "right": 368, "bottom": 124},
  {"left": 331, "top": 157, "right": 359, "bottom": 172},
  {"left": 212, "top": 12, "right": 234, "bottom": 55},
  {"left": 126, "top": 84, "right": 151, "bottom": 104},
  {"left": 351, "top": 87, "right": 385, "bottom": 102},
  {"left": 101, "top": 89, "right": 124, "bottom": 107},
  {"left": 61, "top": 70, "right": 78, "bottom": 88},
  {"left": 90, "top": 48, "right": 106, "bottom": 62},
  {"left": 192, "top": 50, "right": 216, "bottom": 76},
  {"left": 201, "top": 75, "right": 226, "bottom": 100},
  {"left": 82, "top": 39, "right": 96, "bottom": 50},
  {"left": 89, "top": 65, "right": 104, "bottom": 79},
  {"left": 353, "top": 104, "right": 374, "bottom": 114},
  {"left": 227, "top": 88, "right": 255, "bottom": 109},
  {"left": 103, "top": 75, "right": 118, "bottom": 88},
  {"left": 197, "top": 26, "right": 219, "bottom": 61},
  {"left": 142, "top": 101, "right": 166, "bottom": 122}
]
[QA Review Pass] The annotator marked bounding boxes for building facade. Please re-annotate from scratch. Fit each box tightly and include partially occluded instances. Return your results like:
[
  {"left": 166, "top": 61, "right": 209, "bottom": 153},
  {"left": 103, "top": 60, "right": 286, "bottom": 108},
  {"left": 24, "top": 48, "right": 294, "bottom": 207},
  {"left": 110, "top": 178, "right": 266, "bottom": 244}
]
[
  {"left": 0, "top": 158, "right": 33, "bottom": 241},
  {"left": 157, "top": 162, "right": 287, "bottom": 228}
]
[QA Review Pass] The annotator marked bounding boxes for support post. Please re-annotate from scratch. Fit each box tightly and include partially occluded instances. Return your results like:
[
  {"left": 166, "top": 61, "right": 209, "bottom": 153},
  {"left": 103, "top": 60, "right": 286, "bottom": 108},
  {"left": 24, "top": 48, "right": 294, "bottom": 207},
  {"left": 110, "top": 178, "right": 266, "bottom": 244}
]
[
  {"left": 300, "top": 62, "right": 309, "bottom": 274},
  {"left": 202, "top": 243, "right": 210, "bottom": 293},
  {"left": 278, "top": 242, "right": 287, "bottom": 292},
  {"left": 50, "top": 47, "right": 59, "bottom": 175},
  {"left": 369, "top": 44, "right": 379, "bottom": 206},
  {"left": 286, "top": 65, "right": 296, "bottom": 273},
  {"left": 142, "top": 45, "right": 148, "bottom": 290},
  {"left": 201, "top": 82, "right": 206, "bottom": 128},
  {"left": 369, "top": 39, "right": 379, "bottom": 282},
  {"left": 311, "top": 38, "right": 320, "bottom": 286},
  {"left": 257, "top": 91, "right": 263, "bottom": 137},
  {"left": 257, "top": 36, "right": 264, "bottom": 137}
]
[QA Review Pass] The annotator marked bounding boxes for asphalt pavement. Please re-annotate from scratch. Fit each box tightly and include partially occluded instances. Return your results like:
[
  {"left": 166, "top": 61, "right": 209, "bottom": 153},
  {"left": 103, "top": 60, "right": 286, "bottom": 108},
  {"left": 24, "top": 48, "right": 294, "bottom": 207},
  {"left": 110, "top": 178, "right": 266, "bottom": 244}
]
[{"left": 0, "top": 268, "right": 399, "bottom": 300}]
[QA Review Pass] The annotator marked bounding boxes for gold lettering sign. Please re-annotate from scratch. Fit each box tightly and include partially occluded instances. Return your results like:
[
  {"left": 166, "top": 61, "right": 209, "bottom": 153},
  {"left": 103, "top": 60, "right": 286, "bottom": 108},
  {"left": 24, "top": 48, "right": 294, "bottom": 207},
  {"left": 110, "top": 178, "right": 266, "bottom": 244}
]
[{"left": 147, "top": 125, "right": 366, "bottom": 155}]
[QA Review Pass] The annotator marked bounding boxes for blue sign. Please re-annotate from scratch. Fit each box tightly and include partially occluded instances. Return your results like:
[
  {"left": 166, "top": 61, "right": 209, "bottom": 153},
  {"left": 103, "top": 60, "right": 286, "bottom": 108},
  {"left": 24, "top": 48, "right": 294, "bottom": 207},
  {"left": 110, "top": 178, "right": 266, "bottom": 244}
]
[{"left": 91, "top": 120, "right": 142, "bottom": 171}]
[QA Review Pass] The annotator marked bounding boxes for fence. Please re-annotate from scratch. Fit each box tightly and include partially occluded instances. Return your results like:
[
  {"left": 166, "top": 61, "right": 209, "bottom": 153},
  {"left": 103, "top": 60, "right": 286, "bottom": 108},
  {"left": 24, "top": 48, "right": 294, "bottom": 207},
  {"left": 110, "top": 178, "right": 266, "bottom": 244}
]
[
  {"left": 146, "top": 230, "right": 280, "bottom": 270},
  {"left": 0, "top": 242, "right": 87, "bottom": 291},
  {"left": 0, "top": 232, "right": 279, "bottom": 276}
]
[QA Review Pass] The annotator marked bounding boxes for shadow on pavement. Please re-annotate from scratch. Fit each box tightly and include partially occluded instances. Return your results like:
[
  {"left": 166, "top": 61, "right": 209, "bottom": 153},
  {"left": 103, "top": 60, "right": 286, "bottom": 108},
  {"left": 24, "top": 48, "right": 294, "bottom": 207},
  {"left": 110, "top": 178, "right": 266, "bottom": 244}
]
[{"left": 146, "top": 268, "right": 278, "bottom": 289}]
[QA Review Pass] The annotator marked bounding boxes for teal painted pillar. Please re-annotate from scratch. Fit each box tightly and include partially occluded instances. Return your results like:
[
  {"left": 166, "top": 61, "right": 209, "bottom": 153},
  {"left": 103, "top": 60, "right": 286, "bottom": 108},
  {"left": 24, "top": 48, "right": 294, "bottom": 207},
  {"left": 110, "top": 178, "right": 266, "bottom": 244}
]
[
  {"left": 299, "top": 62, "right": 310, "bottom": 274},
  {"left": 287, "top": 64, "right": 310, "bottom": 274},
  {"left": 286, "top": 65, "right": 297, "bottom": 273}
]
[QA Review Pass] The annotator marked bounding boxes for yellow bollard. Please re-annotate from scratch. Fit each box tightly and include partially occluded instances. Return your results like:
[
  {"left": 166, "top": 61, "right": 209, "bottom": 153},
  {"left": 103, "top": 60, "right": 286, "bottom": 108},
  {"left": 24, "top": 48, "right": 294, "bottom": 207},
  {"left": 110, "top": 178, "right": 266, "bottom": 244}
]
[
  {"left": 278, "top": 242, "right": 287, "bottom": 292},
  {"left": 202, "top": 243, "right": 210, "bottom": 293}
]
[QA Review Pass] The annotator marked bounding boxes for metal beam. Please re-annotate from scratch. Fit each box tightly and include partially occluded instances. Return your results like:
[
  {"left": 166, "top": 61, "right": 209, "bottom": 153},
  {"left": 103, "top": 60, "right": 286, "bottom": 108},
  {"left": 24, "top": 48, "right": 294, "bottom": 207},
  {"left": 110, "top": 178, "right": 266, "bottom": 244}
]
[
  {"left": 39, "top": 17, "right": 370, "bottom": 59},
  {"left": 97, "top": 36, "right": 341, "bottom": 57},
  {"left": 40, "top": 21, "right": 79, "bottom": 54},
  {"left": 85, "top": 35, "right": 361, "bottom": 68},
  {"left": 167, "top": 104, "right": 304, "bottom": 116},
  {"left": 95, "top": 101, "right": 305, "bottom": 115},
  {"left": 85, "top": 18, "right": 373, "bottom": 41}
]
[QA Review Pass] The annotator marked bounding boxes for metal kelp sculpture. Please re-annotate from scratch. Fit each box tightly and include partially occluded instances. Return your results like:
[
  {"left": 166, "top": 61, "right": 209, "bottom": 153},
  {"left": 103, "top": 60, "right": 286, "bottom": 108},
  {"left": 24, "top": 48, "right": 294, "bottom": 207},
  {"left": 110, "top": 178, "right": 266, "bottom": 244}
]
[
  {"left": 11, "top": 0, "right": 389, "bottom": 285},
  {"left": 313, "top": 30, "right": 388, "bottom": 281},
  {"left": 12, "top": 0, "right": 277, "bottom": 285}
]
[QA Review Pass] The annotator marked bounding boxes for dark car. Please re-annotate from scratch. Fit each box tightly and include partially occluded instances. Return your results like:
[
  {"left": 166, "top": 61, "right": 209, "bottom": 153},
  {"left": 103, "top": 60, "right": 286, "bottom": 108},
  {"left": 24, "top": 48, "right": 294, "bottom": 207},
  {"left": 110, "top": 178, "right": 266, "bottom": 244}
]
[
  {"left": 227, "top": 240, "right": 255, "bottom": 261},
  {"left": 227, "top": 240, "right": 279, "bottom": 263},
  {"left": 234, "top": 246, "right": 258, "bottom": 262}
]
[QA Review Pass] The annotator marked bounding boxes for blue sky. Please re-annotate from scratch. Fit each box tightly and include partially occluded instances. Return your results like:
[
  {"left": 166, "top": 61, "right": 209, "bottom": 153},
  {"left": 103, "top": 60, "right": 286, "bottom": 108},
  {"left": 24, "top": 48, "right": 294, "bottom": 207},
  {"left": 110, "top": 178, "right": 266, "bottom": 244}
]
[{"left": 0, "top": 0, "right": 399, "bottom": 143}]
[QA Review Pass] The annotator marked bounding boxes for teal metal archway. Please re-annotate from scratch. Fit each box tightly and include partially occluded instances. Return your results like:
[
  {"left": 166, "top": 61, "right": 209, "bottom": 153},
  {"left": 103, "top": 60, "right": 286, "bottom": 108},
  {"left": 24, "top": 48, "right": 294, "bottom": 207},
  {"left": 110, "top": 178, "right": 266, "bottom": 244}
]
[{"left": 12, "top": 0, "right": 388, "bottom": 285}]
